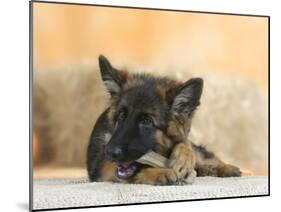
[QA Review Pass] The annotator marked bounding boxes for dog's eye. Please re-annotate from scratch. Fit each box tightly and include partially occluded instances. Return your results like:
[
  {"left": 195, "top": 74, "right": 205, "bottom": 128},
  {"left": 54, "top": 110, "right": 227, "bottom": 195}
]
[
  {"left": 117, "top": 111, "right": 126, "bottom": 122},
  {"left": 140, "top": 116, "right": 153, "bottom": 126}
]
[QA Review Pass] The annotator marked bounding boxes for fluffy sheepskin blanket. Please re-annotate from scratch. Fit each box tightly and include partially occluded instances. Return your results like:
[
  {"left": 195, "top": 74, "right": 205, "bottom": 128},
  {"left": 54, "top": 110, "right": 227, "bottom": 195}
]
[{"left": 32, "top": 176, "right": 268, "bottom": 210}]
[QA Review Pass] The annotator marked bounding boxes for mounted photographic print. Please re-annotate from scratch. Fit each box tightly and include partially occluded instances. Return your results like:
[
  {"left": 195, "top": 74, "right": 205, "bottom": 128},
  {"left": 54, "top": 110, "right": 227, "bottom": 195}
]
[{"left": 30, "top": 0, "right": 270, "bottom": 211}]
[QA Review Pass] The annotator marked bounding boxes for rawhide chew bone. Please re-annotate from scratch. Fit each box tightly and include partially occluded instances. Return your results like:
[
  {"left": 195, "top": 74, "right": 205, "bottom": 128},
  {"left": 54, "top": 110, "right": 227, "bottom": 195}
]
[
  {"left": 136, "top": 150, "right": 168, "bottom": 168},
  {"left": 136, "top": 150, "right": 196, "bottom": 185}
]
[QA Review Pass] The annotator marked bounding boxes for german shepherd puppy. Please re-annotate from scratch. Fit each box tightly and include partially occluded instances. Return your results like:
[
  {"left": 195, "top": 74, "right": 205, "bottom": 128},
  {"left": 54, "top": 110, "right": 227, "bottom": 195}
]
[{"left": 87, "top": 55, "right": 241, "bottom": 185}]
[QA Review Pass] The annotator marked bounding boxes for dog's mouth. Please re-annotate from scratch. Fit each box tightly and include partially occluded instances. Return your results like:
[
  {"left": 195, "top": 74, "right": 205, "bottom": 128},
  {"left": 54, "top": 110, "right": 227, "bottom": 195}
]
[{"left": 115, "top": 162, "right": 139, "bottom": 179}]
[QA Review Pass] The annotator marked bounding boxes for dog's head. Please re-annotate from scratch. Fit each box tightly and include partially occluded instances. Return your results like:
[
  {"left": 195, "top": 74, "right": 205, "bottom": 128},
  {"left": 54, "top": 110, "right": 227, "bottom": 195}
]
[{"left": 99, "top": 55, "right": 203, "bottom": 179}]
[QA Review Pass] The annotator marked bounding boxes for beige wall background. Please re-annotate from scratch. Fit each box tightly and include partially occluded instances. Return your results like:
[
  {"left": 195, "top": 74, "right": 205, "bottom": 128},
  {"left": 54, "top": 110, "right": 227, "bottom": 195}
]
[
  {"left": 33, "top": 2, "right": 268, "bottom": 178},
  {"left": 34, "top": 3, "right": 268, "bottom": 90}
]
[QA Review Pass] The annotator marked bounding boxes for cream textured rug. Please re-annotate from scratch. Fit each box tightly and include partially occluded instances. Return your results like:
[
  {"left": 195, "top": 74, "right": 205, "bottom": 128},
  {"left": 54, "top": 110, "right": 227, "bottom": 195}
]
[{"left": 33, "top": 176, "right": 268, "bottom": 210}]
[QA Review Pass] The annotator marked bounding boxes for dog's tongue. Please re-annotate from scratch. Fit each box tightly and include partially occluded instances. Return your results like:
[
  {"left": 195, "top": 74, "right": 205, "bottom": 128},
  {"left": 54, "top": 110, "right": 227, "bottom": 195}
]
[{"left": 116, "top": 162, "right": 137, "bottom": 179}]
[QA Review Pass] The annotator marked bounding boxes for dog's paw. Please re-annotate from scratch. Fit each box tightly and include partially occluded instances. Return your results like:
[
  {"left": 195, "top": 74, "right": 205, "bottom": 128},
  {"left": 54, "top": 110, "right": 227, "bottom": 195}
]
[
  {"left": 168, "top": 143, "right": 196, "bottom": 179},
  {"left": 218, "top": 164, "right": 242, "bottom": 177},
  {"left": 154, "top": 169, "right": 179, "bottom": 185},
  {"left": 133, "top": 168, "right": 179, "bottom": 185},
  {"left": 168, "top": 157, "right": 195, "bottom": 179}
]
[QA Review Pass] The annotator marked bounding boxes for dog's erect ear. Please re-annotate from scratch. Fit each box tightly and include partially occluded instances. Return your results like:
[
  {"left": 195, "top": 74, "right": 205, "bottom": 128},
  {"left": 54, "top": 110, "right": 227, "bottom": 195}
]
[
  {"left": 99, "top": 55, "right": 127, "bottom": 96},
  {"left": 170, "top": 78, "right": 203, "bottom": 117}
]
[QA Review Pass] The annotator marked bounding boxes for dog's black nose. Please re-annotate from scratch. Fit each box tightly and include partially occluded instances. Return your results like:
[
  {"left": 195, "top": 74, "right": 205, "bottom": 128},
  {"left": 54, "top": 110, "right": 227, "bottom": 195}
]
[{"left": 106, "top": 147, "right": 123, "bottom": 161}]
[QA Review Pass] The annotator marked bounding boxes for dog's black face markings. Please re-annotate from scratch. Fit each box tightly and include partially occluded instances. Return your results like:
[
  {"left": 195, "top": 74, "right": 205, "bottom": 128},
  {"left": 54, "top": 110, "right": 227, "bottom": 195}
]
[
  {"left": 98, "top": 55, "right": 203, "bottom": 179},
  {"left": 107, "top": 87, "right": 168, "bottom": 162}
]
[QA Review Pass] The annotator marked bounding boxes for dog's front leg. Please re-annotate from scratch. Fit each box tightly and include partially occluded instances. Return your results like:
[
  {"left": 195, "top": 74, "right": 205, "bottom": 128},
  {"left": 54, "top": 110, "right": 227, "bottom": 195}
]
[
  {"left": 131, "top": 167, "right": 178, "bottom": 185},
  {"left": 168, "top": 142, "right": 196, "bottom": 180}
]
